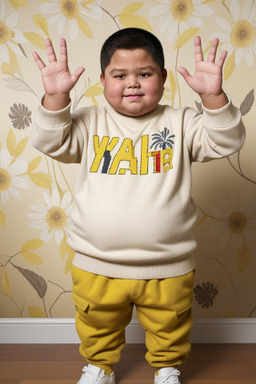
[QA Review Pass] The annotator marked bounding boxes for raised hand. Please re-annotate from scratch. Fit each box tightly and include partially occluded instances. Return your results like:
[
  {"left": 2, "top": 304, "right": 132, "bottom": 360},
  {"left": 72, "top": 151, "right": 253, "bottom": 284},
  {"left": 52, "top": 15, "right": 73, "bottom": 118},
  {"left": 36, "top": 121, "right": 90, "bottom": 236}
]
[
  {"left": 33, "top": 38, "right": 85, "bottom": 110},
  {"left": 177, "top": 36, "right": 228, "bottom": 109}
]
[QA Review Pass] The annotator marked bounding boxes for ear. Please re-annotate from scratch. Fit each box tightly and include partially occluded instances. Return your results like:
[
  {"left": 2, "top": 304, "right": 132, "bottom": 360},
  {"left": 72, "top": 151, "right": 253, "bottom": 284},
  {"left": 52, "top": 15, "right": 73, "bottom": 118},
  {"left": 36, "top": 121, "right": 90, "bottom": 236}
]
[
  {"left": 100, "top": 73, "right": 105, "bottom": 87},
  {"left": 162, "top": 68, "right": 167, "bottom": 84}
]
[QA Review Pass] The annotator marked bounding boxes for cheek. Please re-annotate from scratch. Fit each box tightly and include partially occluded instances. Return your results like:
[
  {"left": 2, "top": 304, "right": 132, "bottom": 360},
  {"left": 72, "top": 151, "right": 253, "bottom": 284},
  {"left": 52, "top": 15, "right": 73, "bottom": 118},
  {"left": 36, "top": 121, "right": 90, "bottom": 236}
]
[
  {"left": 147, "top": 86, "right": 163, "bottom": 100},
  {"left": 105, "top": 82, "right": 123, "bottom": 98},
  {"left": 144, "top": 79, "right": 163, "bottom": 95}
]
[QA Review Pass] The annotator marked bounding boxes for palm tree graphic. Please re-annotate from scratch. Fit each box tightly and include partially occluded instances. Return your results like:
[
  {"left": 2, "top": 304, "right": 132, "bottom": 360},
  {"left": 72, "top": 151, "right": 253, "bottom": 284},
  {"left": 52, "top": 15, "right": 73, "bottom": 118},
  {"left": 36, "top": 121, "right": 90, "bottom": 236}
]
[{"left": 150, "top": 128, "right": 175, "bottom": 150}]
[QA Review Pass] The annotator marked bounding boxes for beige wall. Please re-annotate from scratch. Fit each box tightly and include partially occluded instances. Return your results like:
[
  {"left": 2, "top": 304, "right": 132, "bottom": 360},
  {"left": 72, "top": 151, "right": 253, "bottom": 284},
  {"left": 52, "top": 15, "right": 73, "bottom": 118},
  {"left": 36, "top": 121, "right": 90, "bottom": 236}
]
[{"left": 0, "top": 0, "right": 255, "bottom": 319}]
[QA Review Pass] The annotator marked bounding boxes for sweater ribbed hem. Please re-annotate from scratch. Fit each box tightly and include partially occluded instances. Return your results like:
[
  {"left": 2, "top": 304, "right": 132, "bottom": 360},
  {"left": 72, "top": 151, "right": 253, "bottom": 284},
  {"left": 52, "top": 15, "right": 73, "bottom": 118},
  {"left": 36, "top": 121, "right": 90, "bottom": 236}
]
[{"left": 72, "top": 252, "right": 196, "bottom": 280}]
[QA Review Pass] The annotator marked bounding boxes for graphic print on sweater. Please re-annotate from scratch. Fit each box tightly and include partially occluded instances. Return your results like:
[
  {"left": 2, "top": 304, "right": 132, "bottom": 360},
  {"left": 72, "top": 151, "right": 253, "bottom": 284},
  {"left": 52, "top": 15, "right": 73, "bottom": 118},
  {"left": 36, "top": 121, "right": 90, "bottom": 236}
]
[{"left": 90, "top": 128, "right": 175, "bottom": 175}]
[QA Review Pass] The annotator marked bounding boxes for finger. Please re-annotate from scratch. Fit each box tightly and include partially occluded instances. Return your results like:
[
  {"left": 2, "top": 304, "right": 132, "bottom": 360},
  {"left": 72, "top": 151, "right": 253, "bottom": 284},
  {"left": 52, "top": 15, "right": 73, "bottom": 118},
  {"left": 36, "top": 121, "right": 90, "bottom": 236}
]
[
  {"left": 32, "top": 51, "right": 46, "bottom": 71},
  {"left": 45, "top": 38, "right": 57, "bottom": 63},
  {"left": 217, "top": 49, "right": 227, "bottom": 68},
  {"left": 177, "top": 66, "right": 192, "bottom": 86},
  {"left": 207, "top": 38, "right": 219, "bottom": 63},
  {"left": 194, "top": 36, "right": 203, "bottom": 64},
  {"left": 59, "top": 38, "right": 68, "bottom": 64},
  {"left": 72, "top": 66, "right": 85, "bottom": 84}
]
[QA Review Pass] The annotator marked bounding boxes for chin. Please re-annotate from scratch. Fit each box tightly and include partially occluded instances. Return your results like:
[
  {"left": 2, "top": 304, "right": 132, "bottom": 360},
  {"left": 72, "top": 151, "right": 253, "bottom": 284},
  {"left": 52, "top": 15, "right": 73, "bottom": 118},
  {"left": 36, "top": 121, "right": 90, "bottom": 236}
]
[
  {"left": 119, "top": 110, "right": 146, "bottom": 117},
  {"left": 118, "top": 106, "right": 155, "bottom": 117}
]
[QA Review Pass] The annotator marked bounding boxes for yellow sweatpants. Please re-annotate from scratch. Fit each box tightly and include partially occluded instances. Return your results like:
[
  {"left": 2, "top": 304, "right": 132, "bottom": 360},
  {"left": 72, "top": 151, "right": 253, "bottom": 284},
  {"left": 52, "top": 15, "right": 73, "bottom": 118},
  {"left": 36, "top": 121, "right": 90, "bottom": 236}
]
[{"left": 72, "top": 266, "right": 194, "bottom": 375}]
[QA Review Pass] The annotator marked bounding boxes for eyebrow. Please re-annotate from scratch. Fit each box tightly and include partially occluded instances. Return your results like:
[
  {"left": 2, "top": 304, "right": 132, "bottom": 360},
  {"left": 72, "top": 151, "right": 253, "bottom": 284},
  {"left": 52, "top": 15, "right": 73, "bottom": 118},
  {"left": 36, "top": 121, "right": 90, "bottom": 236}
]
[{"left": 109, "top": 66, "right": 156, "bottom": 75}]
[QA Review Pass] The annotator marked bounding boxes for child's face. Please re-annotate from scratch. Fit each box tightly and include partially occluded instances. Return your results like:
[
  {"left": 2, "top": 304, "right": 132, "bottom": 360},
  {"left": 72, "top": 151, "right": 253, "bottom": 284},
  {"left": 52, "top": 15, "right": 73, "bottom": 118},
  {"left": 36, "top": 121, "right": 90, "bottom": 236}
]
[{"left": 100, "top": 48, "right": 167, "bottom": 117}]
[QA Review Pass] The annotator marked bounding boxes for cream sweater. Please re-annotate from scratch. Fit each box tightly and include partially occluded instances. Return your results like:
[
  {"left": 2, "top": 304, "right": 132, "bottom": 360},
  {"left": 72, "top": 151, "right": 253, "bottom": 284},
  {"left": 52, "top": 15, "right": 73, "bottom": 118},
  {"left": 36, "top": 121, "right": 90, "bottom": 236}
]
[{"left": 32, "top": 99, "right": 245, "bottom": 279}]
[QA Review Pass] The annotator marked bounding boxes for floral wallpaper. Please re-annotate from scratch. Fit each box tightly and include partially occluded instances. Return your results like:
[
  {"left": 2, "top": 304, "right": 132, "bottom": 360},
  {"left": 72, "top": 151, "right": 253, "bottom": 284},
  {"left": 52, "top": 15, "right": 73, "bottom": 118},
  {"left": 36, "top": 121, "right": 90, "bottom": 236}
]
[{"left": 0, "top": 0, "right": 256, "bottom": 320}]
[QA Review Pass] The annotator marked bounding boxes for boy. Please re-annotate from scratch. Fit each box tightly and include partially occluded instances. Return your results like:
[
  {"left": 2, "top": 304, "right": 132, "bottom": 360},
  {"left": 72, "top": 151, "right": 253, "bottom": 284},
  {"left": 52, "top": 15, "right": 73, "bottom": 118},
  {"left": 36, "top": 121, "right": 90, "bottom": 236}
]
[{"left": 32, "top": 28, "right": 245, "bottom": 384}]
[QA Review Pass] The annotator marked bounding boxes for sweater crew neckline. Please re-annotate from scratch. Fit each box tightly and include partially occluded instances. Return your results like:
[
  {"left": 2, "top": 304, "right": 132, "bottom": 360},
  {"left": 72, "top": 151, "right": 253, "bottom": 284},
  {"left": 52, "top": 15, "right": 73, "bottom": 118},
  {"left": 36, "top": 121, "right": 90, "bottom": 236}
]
[{"left": 106, "top": 104, "right": 163, "bottom": 127}]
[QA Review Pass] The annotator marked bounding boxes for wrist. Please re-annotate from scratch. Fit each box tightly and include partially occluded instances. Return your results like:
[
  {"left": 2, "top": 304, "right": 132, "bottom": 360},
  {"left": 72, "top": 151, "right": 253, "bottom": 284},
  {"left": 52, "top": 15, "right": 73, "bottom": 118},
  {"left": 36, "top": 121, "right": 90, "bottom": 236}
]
[
  {"left": 42, "top": 93, "right": 71, "bottom": 111},
  {"left": 200, "top": 91, "right": 228, "bottom": 110}
]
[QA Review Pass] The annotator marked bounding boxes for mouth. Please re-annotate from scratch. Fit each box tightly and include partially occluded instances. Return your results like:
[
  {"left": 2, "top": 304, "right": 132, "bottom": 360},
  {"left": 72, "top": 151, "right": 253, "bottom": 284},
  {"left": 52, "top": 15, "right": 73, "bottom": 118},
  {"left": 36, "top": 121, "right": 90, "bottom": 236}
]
[{"left": 124, "top": 94, "right": 144, "bottom": 100}]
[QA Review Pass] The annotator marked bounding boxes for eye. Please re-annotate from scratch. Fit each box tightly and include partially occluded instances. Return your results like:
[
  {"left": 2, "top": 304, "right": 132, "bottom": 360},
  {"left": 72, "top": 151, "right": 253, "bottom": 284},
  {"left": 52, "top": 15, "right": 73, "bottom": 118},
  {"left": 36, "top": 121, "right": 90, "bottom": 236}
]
[
  {"left": 114, "top": 74, "right": 126, "bottom": 79},
  {"left": 139, "top": 73, "right": 151, "bottom": 78}
]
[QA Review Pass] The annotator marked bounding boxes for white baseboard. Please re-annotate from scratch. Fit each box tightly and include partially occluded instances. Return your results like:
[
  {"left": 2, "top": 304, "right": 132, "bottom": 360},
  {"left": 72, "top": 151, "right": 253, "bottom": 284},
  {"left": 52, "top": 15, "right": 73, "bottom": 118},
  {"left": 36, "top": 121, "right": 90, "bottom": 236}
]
[{"left": 0, "top": 318, "right": 256, "bottom": 344}]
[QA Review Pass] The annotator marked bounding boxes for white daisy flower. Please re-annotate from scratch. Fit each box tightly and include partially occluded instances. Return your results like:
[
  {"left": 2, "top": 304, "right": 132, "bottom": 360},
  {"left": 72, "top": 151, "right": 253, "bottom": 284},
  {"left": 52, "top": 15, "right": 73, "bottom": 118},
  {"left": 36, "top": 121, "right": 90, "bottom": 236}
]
[
  {"left": 28, "top": 188, "right": 72, "bottom": 245},
  {"left": 210, "top": 188, "right": 256, "bottom": 249},
  {"left": 40, "top": 0, "right": 102, "bottom": 40},
  {"left": 0, "top": 147, "right": 29, "bottom": 203},
  {"left": 0, "top": 0, "right": 27, "bottom": 64},
  {"left": 150, "top": 0, "right": 213, "bottom": 42},
  {"left": 213, "top": 0, "right": 256, "bottom": 66}
]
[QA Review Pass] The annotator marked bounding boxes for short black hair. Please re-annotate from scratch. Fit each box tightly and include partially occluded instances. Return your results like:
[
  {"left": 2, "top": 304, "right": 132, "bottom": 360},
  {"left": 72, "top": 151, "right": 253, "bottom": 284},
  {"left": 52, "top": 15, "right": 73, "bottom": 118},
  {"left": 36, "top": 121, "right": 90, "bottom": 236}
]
[{"left": 100, "top": 28, "right": 165, "bottom": 75}]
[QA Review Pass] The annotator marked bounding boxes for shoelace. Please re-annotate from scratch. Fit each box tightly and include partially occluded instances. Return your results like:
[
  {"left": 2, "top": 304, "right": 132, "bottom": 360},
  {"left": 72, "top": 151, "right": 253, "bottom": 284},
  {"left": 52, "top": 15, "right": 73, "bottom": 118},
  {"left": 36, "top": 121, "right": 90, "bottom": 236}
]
[
  {"left": 157, "top": 369, "right": 180, "bottom": 384},
  {"left": 78, "top": 366, "right": 101, "bottom": 384}
]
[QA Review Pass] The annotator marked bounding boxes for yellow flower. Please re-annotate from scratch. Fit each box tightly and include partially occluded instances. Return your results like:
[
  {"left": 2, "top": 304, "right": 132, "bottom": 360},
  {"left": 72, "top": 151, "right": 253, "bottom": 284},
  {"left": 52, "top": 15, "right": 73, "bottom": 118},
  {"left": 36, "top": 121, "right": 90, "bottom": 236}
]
[
  {"left": 213, "top": 0, "right": 256, "bottom": 66},
  {"left": 150, "top": 0, "right": 213, "bottom": 42},
  {"left": 28, "top": 188, "right": 72, "bottom": 244},
  {"left": 210, "top": 188, "right": 256, "bottom": 249},
  {"left": 0, "top": 147, "right": 28, "bottom": 203},
  {"left": 40, "top": 0, "right": 102, "bottom": 39},
  {"left": 0, "top": 0, "right": 26, "bottom": 64}
]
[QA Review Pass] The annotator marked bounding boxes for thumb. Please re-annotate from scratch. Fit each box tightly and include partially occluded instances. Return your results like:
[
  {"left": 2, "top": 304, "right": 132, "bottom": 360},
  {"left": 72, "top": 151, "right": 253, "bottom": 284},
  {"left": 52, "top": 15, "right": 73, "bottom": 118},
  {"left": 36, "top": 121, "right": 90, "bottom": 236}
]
[
  {"left": 177, "top": 66, "right": 192, "bottom": 85},
  {"left": 72, "top": 66, "right": 85, "bottom": 84}
]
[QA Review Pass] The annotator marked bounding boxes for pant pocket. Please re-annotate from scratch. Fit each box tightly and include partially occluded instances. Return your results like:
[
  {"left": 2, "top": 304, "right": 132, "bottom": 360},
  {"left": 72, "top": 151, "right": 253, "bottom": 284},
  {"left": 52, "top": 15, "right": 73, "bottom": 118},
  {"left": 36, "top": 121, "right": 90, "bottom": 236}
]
[{"left": 174, "top": 292, "right": 193, "bottom": 317}]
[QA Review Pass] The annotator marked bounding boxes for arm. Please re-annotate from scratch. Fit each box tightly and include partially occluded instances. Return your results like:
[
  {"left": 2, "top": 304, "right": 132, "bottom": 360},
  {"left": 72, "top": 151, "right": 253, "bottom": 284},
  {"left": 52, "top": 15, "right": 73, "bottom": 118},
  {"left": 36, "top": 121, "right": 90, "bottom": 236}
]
[
  {"left": 32, "top": 39, "right": 86, "bottom": 162},
  {"left": 32, "top": 38, "right": 85, "bottom": 111},
  {"left": 32, "top": 104, "right": 85, "bottom": 163},
  {"left": 177, "top": 36, "right": 228, "bottom": 109}
]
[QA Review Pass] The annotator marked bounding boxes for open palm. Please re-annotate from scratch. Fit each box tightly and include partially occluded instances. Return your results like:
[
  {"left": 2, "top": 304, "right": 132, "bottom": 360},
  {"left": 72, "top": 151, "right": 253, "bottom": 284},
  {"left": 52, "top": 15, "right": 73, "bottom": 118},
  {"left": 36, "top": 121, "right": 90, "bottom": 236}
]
[
  {"left": 178, "top": 36, "right": 227, "bottom": 98},
  {"left": 33, "top": 38, "right": 85, "bottom": 96}
]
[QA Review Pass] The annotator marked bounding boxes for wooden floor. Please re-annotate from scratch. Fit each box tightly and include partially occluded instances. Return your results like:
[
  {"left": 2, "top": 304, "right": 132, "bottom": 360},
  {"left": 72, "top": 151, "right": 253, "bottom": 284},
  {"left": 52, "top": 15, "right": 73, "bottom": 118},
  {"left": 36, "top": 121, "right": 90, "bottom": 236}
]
[{"left": 0, "top": 344, "right": 256, "bottom": 383}]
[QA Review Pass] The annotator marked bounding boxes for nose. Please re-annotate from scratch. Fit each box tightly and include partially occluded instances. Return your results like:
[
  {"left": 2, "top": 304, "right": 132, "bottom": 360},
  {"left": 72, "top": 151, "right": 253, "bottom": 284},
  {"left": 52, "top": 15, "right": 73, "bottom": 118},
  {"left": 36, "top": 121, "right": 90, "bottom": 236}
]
[{"left": 127, "top": 78, "right": 140, "bottom": 88}]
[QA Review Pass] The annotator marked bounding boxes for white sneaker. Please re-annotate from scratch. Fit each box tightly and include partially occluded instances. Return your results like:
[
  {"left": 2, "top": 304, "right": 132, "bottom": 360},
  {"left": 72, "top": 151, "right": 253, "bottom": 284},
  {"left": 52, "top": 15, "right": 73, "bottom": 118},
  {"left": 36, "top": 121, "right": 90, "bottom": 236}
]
[
  {"left": 154, "top": 367, "right": 181, "bottom": 384},
  {"left": 77, "top": 364, "right": 115, "bottom": 384}
]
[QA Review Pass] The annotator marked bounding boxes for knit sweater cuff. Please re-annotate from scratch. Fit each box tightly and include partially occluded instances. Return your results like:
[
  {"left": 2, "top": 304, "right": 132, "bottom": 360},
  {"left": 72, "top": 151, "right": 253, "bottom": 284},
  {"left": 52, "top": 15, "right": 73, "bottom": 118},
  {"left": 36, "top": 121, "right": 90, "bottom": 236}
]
[
  {"left": 35, "top": 96, "right": 72, "bottom": 128},
  {"left": 201, "top": 95, "right": 241, "bottom": 129}
]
